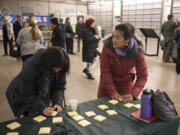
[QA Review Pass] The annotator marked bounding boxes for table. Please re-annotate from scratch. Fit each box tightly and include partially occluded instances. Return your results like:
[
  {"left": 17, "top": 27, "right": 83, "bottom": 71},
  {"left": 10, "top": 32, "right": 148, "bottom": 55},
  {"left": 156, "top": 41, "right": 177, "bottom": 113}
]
[{"left": 0, "top": 98, "right": 179, "bottom": 135}]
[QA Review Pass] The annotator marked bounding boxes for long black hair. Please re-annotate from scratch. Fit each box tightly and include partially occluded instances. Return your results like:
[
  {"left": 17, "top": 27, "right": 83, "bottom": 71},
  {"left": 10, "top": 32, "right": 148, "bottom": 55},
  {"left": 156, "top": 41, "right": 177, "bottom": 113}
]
[{"left": 40, "top": 47, "right": 70, "bottom": 78}]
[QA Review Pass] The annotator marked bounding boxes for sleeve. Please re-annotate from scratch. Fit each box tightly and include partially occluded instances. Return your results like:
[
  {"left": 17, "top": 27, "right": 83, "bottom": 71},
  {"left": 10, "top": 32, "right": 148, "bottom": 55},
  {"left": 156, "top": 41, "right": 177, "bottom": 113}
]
[
  {"left": 16, "top": 29, "right": 24, "bottom": 46},
  {"left": 68, "top": 24, "right": 75, "bottom": 35},
  {"left": 19, "top": 62, "right": 48, "bottom": 114},
  {"left": 100, "top": 46, "right": 118, "bottom": 97},
  {"left": 129, "top": 51, "right": 148, "bottom": 99},
  {"left": 161, "top": 24, "right": 165, "bottom": 37},
  {"left": 51, "top": 77, "right": 66, "bottom": 107},
  {"left": 39, "top": 30, "right": 44, "bottom": 44}
]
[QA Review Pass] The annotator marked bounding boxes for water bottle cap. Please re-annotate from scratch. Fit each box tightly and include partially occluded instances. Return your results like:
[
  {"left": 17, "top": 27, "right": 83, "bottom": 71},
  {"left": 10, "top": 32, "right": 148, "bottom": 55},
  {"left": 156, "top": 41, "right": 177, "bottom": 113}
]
[{"left": 143, "top": 89, "right": 152, "bottom": 95}]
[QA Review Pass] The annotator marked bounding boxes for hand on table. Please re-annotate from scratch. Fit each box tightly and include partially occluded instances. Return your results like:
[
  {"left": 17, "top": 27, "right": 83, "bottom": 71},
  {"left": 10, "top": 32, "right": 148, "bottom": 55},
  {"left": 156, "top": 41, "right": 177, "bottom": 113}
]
[
  {"left": 122, "top": 94, "right": 134, "bottom": 103},
  {"left": 53, "top": 104, "right": 62, "bottom": 112},
  {"left": 43, "top": 107, "right": 54, "bottom": 116},
  {"left": 111, "top": 93, "right": 123, "bottom": 100}
]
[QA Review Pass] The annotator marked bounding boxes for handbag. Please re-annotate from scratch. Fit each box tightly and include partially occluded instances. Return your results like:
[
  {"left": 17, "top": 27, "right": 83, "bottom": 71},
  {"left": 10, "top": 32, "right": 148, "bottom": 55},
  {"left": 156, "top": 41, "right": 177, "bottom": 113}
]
[
  {"left": 10, "top": 46, "right": 20, "bottom": 58},
  {"left": 152, "top": 90, "right": 178, "bottom": 121}
]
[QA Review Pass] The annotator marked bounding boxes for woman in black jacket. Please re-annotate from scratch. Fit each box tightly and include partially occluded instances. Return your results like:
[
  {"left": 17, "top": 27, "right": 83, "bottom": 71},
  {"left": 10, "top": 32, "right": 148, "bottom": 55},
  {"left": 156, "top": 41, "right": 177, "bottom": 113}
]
[
  {"left": 82, "top": 17, "right": 100, "bottom": 80},
  {"left": 65, "top": 17, "right": 77, "bottom": 54},
  {"left": 6, "top": 47, "right": 70, "bottom": 117}
]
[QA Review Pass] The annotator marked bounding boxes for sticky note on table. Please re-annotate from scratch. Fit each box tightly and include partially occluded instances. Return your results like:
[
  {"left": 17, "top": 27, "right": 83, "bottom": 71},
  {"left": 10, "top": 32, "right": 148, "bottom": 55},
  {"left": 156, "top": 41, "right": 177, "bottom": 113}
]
[
  {"left": 6, "top": 122, "right": 21, "bottom": 130},
  {"left": 108, "top": 100, "right": 119, "bottom": 105},
  {"left": 94, "top": 115, "right": 107, "bottom": 122},
  {"left": 72, "top": 115, "right": 84, "bottom": 121},
  {"left": 6, "top": 132, "right": 19, "bottom": 135},
  {"left": 98, "top": 105, "right": 109, "bottom": 110},
  {"left": 38, "top": 127, "right": 51, "bottom": 134},
  {"left": 123, "top": 103, "right": 134, "bottom": 108},
  {"left": 51, "top": 111, "right": 58, "bottom": 116},
  {"left": 133, "top": 104, "right": 141, "bottom": 109},
  {"left": 33, "top": 115, "right": 46, "bottom": 123},
  {"left": 52, "top": 117, "right": 63, "bottom": 124},
  {"left": 118, "top": 98, "right": 123, "bottom": 102},
  {"left": 106, "top": 110, "right": 118, "bottom": 116},
  {"left": 67, "top": 111, "right": 79, "bottom": 117},
  {"left": 85, "top": 111, "right": 96, "bottom": 117},
  {"left": 78, "top": 120, "right": 91, "bottom": 127}
]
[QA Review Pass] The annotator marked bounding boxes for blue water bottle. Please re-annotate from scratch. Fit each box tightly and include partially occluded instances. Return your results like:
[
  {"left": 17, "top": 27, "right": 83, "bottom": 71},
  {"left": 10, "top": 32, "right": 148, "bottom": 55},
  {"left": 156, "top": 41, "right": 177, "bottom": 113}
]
[{"left": 140, "top": 89, "right": 152, "bottom": 119}]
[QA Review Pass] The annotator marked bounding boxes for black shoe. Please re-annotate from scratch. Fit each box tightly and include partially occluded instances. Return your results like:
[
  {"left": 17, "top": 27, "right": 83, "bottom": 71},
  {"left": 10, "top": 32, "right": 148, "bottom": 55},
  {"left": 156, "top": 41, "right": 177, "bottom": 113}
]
[
  {"left": 83, "top": 68, "right": 88, "bottom": 74},
  {"left": 3, "top": 54, "right": 8, "bottom": 56},
  {"left": 87, "top": 73, "right": 95, "bottom": 80}
]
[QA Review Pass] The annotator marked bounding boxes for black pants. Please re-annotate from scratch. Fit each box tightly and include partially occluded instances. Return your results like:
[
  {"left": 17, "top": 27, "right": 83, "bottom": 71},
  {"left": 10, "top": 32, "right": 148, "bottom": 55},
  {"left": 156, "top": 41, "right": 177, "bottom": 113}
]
[
  {"left": 176, "top": 48, "right": 180, "bottom": 74},
  {"left": 21, "top": 54, "right": 33, "bottom": 63},
  {"left": 66, "top": 38, "right": 74, "bottom": 53},
  {"left": 3, "top": 37, "right": 13, "bottom": 55}
]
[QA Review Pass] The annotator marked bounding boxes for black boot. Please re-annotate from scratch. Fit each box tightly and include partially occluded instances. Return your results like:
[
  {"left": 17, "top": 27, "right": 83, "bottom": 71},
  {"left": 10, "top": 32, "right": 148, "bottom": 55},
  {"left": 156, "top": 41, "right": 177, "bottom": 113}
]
[
  {"left": 87, "top": 72, "right": 95, "bottom": 80},
  {"left": 83, "top": 68, "right": 88, "bottom": 74}
]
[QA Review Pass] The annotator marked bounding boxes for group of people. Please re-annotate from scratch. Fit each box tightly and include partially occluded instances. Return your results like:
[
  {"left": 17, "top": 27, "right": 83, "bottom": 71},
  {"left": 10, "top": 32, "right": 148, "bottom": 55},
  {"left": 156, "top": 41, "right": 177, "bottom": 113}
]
[
  {"left": 5, "top": 20, "right": 148, "bottom": 117},
  {"left": 161, "top": 14, "right": 180, "bottom": 74}
]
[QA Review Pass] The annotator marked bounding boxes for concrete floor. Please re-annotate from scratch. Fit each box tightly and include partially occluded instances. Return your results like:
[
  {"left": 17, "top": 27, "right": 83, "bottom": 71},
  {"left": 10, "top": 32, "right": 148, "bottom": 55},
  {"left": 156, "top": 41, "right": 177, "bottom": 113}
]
[{"left": 0, "top": 39, "right": 180, "bottom": 132}]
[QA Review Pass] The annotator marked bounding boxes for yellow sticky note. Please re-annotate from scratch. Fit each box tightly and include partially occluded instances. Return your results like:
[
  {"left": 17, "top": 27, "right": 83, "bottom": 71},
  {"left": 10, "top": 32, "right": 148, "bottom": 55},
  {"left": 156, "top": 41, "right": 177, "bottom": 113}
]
[
  {"left": 38, "top": 127, "right": 51, "bottom": 134},
  {"left": 108, "top": 100, "right": 119, "bottom": 105},
  {"left": 67, "top": 111, "right": 79, "bottom": 117},
  {"left": 6, "top": 122, "right": 21, "bottom": 130},
  {"left": 106, "top": 110, "right": 118, "bottom": 116},
  {"left": 72, "top": 115, "right": 84, "bottom": 121},
  {"left": 52, "top": 117, "right": 63, "bottom": 124},
  {"left": 33, "top": 115, "right": 46, "bottom": 123},
  {"left": 133, "top": 104, "right": 141, "bottom": 109},
  {"left": 6, "top": 132, "right": 19, "bottom": 135},
  {"left": 78, "top": 120, "right": 91, "bottom": 127},
  {"left": 85, "top": 111, "right": 96, "bottom": 117},
  {"left": 123, "top": 103, "right": 134, "bottom": 108},
  {"left": 98, "top": 105, "right": 109, "bottom": 110},
  {"left": 51, "top": 111, "right": 58, "bottom": 116},
  {"left": 94, "top": 115, "right": 106, "bottom": 122}
]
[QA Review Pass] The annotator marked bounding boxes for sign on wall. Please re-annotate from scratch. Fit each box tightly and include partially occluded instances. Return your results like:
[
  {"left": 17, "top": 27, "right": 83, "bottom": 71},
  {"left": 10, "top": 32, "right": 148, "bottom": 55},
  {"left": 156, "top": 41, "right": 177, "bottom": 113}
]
[
  {"left": 22, "top": 15, "right": 50, "bottom": 24},
  {"left": 0, "top": 14, "right": 16, "bottom": 23}
]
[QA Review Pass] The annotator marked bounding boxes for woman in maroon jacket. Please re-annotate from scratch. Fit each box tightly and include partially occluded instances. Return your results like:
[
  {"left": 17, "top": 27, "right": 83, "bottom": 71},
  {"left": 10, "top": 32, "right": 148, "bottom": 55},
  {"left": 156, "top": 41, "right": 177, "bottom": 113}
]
[{"left": 98, "top": 24, "right": 148, "bottom": 102}]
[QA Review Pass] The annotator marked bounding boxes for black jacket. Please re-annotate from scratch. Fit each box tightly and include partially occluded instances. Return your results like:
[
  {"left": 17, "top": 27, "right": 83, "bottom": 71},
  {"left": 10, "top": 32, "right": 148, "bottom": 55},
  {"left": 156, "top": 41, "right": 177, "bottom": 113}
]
[
  {"left": 76, "top": 23, "right": 85, "bottom": 38},
  {"left": 65, "top": 22, "right": 75, "bottom": 39},
  {"left": 82, "top": 28, "right": 97, "bottom": 63},
  {"left": 13, "top": 20, "right": 23, "bottom": 41},
  {"left": 51, "top": 25, "right": 65, "bottom": 48},
  {"left": 175, "top": 29, "right": 180, "bottom": 49},
  {"left": 6, "top": 49, "right": 66, "bottom": 117}
]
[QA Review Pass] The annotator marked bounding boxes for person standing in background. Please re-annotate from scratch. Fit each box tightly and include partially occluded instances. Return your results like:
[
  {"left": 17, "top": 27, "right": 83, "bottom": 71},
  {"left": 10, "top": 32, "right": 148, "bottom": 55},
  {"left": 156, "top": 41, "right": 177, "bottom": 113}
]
[
  {"left": 82, "top": 17, "right": 100, "bottom": 80},
  {"left": 50, "top": 18, "right": 65, "bottom": 49},
  {"left": 76, "top": 17, "right": 85, "bottom": 52},
  {"left": 1, "top": 16, "right": 14, "bottom": 56},
  {"left": 59, "top": 18, "right": 66, "bottom": 30},
  {"left": 161, "top": 14, "right": 180, "bottom": 63},
  {"left": 13, "top": 15, "right": 23, "bottom": 43},
  {"left": 17, "top": 16, "right": 44, "bottom": 62},
  {"left": 65, "top": 17, "right": 77, "bottom": 54}
]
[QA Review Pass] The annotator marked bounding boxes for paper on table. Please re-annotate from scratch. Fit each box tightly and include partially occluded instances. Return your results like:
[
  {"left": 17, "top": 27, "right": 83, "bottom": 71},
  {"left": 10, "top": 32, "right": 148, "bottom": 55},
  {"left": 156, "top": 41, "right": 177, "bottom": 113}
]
[
  {"left": 67, "top": 111, "right": 79, "bottom": 117},
  {"left": 72, "top": 115, "right": 84, "bottom": 121},
  {"left": 6, "top": 122, "right": 21, "bottom": 130},
  {"left": 78, "top": 120, "right": 91, "bottom": 127},
  {"left": 33, "top": 115, "right": 47, "bottom": 123},
  {"left": 106, "top": 110, "right": 118, "bottom": 116},
  {"left": 98, "top": 105, "right": 109, "bottom": 110},
  {"left": 85, "top": 111, "right": 96, "bottom": 117},
  {"left": 108, "top": 100, "right": 119, "bottom": 105},
  {"left": 94, "top": 115, "right": 107, "bottom": 122},
  {"left": 6, "top": 132, "right": 19, "bottom": 135},
  {"left": 52, "top": 117, "right": 63, "bottom": 124},
  {"left": 123, "top": 103, "right": 134, "bottom": 108},
  {"left": 38, "top": 127, "right": 51, "bottom": 134}
]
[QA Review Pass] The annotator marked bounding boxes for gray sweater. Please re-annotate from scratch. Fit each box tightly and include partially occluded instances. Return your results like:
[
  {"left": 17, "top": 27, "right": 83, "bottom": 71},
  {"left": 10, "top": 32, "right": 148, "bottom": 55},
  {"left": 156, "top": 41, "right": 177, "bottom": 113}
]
[{"left": 17, "top": 27, "right": 44, "bottom": 56}]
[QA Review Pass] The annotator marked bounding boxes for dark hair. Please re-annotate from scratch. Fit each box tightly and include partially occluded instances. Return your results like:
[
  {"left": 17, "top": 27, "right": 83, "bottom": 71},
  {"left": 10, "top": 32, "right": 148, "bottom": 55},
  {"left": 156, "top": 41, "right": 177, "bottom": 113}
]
[
  {"left": 59, "top": 18, "right": 63, "bottom": 23},
  {"left": 168, "top": 14, "right": 174, "bottom": 20},
  {"left": 16, "top": 15, "right": 21, "bottom": 19},
  {"left": 40, "top": 47, "right": 70, "bottom": 77},
  {"left": 51, "top": 18, "right": 59, "bottom": 25},
  {"left": 85, "top": 17, "right": 95, "bottom": 28},
  {"left": 124, "top": 23, "right": 135, "bottom": 37},
  {"left": 66, "top": 17, "right": 70, "bottom": 22},
  {"left": 115, "top": 24, "right": 132, "bottom": 40}
]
